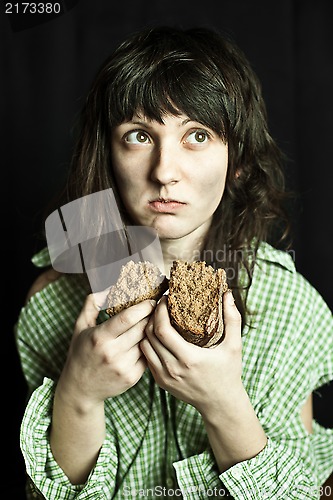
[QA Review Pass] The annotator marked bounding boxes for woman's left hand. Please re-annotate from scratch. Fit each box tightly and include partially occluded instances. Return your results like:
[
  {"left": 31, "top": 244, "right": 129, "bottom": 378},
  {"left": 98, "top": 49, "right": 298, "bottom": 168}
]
[
  {"left": 141, "top": 292, "right": 268, "bottom": 473},
  {"left": 140, "top": 291, "right": 243, "bottom": 416}
]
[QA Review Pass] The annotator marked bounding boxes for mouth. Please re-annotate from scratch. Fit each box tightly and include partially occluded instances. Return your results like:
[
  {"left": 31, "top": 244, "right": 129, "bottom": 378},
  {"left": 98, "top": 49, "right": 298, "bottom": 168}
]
[{"left": 148, "top": 197, "right": 187, "bottom": 213}]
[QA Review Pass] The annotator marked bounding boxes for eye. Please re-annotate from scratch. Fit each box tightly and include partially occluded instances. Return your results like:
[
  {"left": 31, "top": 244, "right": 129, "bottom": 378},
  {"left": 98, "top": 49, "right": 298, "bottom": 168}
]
[
  {"left": 125, "top": 130, "right": 151, "bottom": 144},
  {"left": 186, "top": 130, "right": 210, "bottom": 144}
]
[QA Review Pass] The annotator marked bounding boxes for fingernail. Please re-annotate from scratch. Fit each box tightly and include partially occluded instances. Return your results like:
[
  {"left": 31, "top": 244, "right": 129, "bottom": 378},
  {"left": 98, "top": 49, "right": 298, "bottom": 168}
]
[{"left": 149, "top": 300, "right": 157, "bottom": 307}]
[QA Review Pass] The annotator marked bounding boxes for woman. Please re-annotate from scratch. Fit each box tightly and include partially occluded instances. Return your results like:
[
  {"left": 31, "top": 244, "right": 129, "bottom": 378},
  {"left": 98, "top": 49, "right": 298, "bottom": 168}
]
[{"left": 16, "top": 26, "right": 333, "bottom": 499}]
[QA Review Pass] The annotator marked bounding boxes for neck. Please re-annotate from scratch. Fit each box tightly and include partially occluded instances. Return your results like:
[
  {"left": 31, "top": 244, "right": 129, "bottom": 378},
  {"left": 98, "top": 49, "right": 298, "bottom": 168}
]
[{"left": 160, "top": 227, "right": 208, "bottom": 278}]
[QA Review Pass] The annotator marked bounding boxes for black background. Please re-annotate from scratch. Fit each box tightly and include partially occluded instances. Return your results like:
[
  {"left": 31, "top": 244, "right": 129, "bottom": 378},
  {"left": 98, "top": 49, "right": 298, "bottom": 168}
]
[{"left": 1, "top": 0, "right": 332, "bottom": 497}]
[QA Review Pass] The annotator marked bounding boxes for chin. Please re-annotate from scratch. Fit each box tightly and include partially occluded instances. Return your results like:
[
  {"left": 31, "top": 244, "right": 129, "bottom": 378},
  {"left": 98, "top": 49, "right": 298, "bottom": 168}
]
[
  {"left": 129, "top": 212, "right": 204, "bottom": 240},
  {"left": 153, "top": 222, "right": 199, "bottom": 241}
]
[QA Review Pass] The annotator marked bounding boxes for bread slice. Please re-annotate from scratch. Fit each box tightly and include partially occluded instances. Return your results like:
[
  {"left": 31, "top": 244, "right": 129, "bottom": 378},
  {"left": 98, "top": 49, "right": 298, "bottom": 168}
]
[
  {"left": 167, "top": 260, "right": 229, "bottom": 347},
  {"left": 105, "top": 260, "right": 168, "bottom": 316}
]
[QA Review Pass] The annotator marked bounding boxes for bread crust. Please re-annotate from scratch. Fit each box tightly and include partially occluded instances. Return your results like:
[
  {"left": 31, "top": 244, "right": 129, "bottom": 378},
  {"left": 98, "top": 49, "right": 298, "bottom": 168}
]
[
  {"left": 168, "top": 261, "right": 229, "bottom": 347},
  {"left": 105, "top": 261, "right": 168, "bottom": 317}
]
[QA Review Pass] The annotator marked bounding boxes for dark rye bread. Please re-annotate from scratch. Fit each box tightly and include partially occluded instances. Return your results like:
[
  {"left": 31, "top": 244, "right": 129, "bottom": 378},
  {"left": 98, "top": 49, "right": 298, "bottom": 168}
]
[
  {"left": 167, "top": 260, "right": 229, "bottom": 347},
  {"left": 105, "top": 260, "right": 168, "bottom": 317}
]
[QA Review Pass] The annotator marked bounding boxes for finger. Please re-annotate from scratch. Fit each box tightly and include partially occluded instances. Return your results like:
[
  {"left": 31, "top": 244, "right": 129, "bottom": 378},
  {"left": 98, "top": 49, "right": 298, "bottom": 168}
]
[
  {"left": 127, "top": 342, "right": 149, "bottom": 369},
  {"left": 144, "top": 318, "right": 178, "bottom": 364},
  {"left": 135, "top": 355, "right": 148, "bottom": 377},
  {"left": 119, "top": 354, "right": 148, "bottom": 390},
  {"left": 140, "top": 336, "right": 163, "bottom": 370},
  {"left": 116, "top": 316, "right": 150, "bottom": 348},
  {"left": 109, "top": 299, "right": 156, "bottom": 338},
  {"left": 152, "top": 297, "right": 193, "bottom": 357},
  {"left": 75, "top": 293, "right": 100, "bottom": 334},
  {"left": 222, "top": 290, "right": 242, "bottom": 348},
  {"left": 92, "top": 287, "right": 112, "bottom": 310}
]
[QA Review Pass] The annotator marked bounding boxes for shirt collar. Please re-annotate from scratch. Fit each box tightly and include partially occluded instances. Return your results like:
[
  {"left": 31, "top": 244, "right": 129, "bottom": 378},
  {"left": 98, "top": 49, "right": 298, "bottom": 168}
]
[
  {"left": 256, "top": 241, "right": 296, "bottom": 273},
  {"left": 31, "top": 241, "right": 296, "bottom": 273},
  {"left": 31, "top": 247, "right": 51, "bottom": 268}
]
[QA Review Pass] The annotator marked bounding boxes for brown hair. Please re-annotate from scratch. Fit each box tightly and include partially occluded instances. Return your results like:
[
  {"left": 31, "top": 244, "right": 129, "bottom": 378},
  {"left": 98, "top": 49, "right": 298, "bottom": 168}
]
[{"left": 53, "top": 25, "right": 292, "bottom": 324}]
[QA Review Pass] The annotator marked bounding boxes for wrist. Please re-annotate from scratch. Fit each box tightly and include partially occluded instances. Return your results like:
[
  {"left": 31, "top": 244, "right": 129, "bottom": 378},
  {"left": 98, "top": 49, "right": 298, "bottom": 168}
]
[
  {"left": 51, "top": 374, "right": 106, "bottom": 486},
  {"left": 55, "top": 371, "right": 104, "bottom": 417},
  {"left": 199, "top": 383, "right": 267, "bottom": 472},
  {"left": 197, "top": 380, "right": 246, "bottom": 422}
]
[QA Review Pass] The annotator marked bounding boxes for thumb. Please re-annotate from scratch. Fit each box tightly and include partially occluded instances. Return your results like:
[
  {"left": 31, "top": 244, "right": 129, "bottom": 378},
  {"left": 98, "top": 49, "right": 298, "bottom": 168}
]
[
  {"left": 222, "top": 290, "right": 242, "bottom": 346},
  {"left": 74, "top": 293, "right": 100, "bottom": 335}
]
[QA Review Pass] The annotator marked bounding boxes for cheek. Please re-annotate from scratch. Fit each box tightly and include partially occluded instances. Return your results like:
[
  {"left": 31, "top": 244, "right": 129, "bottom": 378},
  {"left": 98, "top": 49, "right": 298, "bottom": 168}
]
[
  {"left": 198, "top": 159, "right": 228, "bottom": 196},
  {"left": 112, "top": 150, "right": 150, "bottom": 193},
  {"left": 112, "top": 158, "right": 135, "bottom": 194},
  {"left": 112, "top": 147, "right": 133, "bottom": 182},
  {"left": 114, "top": 169, "right": 130, "bottom": 189}
]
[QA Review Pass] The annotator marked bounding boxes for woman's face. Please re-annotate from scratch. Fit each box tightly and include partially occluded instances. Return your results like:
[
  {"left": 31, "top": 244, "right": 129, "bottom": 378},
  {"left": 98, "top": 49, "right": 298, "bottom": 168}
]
[{"left": 111, "top": 113, "right": 228, "bottom": 243}]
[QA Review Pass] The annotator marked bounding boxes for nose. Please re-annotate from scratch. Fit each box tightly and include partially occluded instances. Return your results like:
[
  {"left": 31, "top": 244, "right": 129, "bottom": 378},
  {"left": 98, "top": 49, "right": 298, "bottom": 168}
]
[{"left": 150, "top": 145, "right": 181, "bottom": 185}]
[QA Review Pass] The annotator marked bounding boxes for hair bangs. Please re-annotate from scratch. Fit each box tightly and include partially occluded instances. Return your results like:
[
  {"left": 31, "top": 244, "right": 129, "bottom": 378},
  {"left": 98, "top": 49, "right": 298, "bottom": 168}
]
[{"left": 107, "top": 55, "right": 229, "bottom": 139}]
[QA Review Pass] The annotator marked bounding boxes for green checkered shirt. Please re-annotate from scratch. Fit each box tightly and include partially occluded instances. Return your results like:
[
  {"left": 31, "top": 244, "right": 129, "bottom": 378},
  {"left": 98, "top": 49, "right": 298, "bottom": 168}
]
[{"left": 15, "top": 242, "right": 333, "bottom": 499}]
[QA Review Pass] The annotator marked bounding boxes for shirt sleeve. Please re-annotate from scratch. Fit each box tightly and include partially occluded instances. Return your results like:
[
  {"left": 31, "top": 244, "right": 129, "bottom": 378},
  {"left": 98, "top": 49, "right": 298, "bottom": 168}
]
[
  {"left": 220, "top": 434, "right": 330, "bottom": 499},
  {"left": 173, "top": 284, "right": 333, "bottom": 499},
  {"left": 21, "top": 377, "right": 119, "bottom": 500},
  {"left": 173, "top": 427, "right": 333, "bottom": 499}
]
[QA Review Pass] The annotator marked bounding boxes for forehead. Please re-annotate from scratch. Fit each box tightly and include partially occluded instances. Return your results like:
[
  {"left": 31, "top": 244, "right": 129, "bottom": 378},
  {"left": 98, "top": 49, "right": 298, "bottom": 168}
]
[
  {"left": 123, "top": 110, "right": 189, "bottom": 125},
  {"left": 114, "top": 113, "right": 220, "bottom": 137}
]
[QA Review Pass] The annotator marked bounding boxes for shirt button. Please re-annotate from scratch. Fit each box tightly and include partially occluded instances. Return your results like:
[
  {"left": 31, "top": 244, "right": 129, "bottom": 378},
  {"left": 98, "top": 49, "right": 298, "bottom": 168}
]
[{"left": 166, "top": 477, "right": 174, "bottom": 488}]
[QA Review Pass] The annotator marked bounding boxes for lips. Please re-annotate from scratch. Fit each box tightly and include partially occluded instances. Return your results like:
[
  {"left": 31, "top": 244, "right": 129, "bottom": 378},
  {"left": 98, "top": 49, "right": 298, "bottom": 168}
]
[{"left": 148, "top": 198, "right": 186, "bottom": 213}]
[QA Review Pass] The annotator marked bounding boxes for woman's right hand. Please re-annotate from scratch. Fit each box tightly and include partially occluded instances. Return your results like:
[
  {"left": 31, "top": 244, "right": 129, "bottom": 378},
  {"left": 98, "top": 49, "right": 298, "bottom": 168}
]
[
  {"left": 56, "top": 294, "right": 156, "bottom": 410},
  {"left": 50, "top": 294, "right": 155, "bottom": 484}
]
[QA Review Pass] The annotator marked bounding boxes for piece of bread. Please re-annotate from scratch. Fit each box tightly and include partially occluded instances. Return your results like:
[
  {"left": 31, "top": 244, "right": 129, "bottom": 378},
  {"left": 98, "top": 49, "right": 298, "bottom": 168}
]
[
  {"left": 167, "top": 260, "right": 229, "bottom": 347},
  {"left": 105, "top": 260, "right": 168, "bottom": 317}
]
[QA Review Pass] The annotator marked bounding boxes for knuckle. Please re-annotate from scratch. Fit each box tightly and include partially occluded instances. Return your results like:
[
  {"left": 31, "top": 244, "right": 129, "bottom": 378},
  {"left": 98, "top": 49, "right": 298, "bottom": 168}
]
[
  {"left": 114, "top": 365, "right": 136, "bottom": 387},
  {"left": 154, "top": 322, "right": 163, "bottom": 336},
  {"left": 125, "top": 370, "right": 140, "bottom": 387},
  {"left": 118, "top": 309, "right": 132, "bottom": 329},
  {"left": 109, "top": 360, "right": 125, "bottom": 377},
  {"left": 164, "top": 360, "right": 181, "bottom": 381},
  {"left": 182, "top": 352, "right": 198, "bottom": 370},
  {"left": 153, "top": 322, "right": 170, "bottom": 341},
  {"left": 90, "top": 329, "right": 102, "bottom": 349}
]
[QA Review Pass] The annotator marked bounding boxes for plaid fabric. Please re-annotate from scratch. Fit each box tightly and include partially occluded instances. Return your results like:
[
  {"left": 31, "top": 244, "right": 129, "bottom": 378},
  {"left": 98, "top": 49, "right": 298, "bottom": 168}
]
[{"left": 15, "top": 242, "right": 333, "bottom": 499}]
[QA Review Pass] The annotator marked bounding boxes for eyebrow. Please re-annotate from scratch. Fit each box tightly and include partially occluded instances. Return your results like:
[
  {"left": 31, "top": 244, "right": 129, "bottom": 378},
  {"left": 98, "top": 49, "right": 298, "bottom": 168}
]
[
  {"left": 128, "top": 121, "right": 153, "bottom": 128},
  {"left": 125, "top": 118, "right": 196, "bottom": 128}
]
